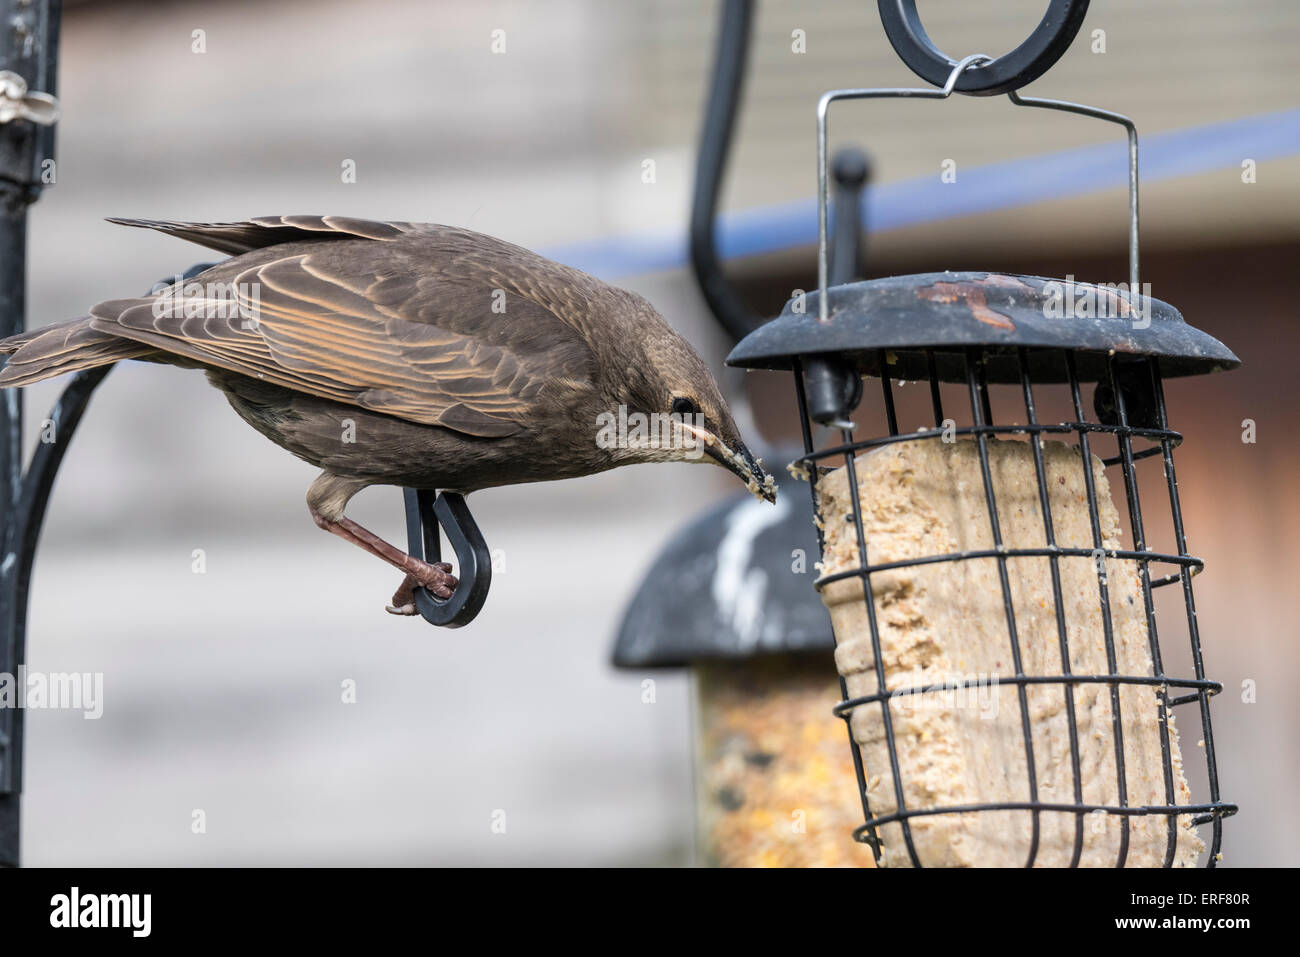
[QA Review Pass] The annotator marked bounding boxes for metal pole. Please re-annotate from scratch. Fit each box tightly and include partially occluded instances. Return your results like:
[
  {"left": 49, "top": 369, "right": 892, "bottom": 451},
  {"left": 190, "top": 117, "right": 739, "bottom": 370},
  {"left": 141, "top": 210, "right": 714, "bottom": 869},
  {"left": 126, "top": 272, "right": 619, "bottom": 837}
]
[
  {"left": 687, "top": 0, "right": 758, "bottom": 343},
  {"left": 0, "top": 0, "right": 61, "bottom": 868}
]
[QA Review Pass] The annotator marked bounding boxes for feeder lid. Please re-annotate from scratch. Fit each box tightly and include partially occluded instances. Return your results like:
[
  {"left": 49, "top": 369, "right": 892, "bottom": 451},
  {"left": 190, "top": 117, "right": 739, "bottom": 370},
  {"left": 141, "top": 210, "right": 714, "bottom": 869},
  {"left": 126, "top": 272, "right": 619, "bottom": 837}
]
[
  {"left": 726, "top": 272, "right": 1240, "bottom": 383},
  {"left": 611, "top": 460, "right": 832, "bottom": 668}
]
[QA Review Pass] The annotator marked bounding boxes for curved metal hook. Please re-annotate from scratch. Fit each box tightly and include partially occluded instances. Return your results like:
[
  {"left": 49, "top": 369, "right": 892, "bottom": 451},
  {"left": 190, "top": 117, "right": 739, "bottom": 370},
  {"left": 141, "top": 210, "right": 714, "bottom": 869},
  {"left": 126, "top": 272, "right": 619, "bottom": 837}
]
[
  {"left": 402, "top": 488, "right": 492, "bottom": 628},
  {"left": 1, "top": 262, "right": 215, "bottom": 815},
  {"left": 689, "top": 0, "right": 760, "bottom": 343},
  {"left": 877, "top": 0, "right": 1090, "bottom": 97}
]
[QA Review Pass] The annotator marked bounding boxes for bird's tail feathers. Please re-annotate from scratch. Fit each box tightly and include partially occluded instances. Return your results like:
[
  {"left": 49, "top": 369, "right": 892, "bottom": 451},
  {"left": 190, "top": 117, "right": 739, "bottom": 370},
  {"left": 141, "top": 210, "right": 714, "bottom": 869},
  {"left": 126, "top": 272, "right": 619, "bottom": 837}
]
[{"left": 0, "top": 318, "right": 150, "bottom": 387}]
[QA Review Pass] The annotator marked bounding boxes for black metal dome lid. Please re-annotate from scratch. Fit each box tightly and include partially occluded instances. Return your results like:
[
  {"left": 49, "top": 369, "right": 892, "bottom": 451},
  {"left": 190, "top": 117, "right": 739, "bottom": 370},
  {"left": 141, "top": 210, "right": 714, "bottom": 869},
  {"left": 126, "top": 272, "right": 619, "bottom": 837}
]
[{"left": 726, "top": 272, "right": 1240, "bottom": 383}]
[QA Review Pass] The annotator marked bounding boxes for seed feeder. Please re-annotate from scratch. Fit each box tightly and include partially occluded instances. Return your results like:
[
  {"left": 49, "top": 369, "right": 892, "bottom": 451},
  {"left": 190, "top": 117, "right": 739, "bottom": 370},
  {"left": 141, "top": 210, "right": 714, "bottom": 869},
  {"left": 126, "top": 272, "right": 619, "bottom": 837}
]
[{"left": 726, "top": 0, "right": 1239, "bottom": 867}]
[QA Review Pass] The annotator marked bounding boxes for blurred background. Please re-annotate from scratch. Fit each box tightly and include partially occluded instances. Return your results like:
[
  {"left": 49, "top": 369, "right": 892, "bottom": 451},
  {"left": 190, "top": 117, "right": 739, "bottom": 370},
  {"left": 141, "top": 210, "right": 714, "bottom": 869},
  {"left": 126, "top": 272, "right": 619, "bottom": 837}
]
[{"left": 15, "top": 0, "right": 1298, "bottom": 864}]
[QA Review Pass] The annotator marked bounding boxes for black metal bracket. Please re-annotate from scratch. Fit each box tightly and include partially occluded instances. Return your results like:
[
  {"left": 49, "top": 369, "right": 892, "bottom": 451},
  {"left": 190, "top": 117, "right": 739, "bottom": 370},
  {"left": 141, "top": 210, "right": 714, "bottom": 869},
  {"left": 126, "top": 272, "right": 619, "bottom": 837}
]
[
  {"left": 694, "top": 1, "right": 877, "bottom": 347},
  {"left": 402, "top": 489, "right": 491, "bottom": 628},
  {"left": 0, "top": 365, "right": 108, "bottom": 808},
  {"left": 2, "top": 0, "right": 68, "bottom": 866},
  {"left": 0, "top": 260, "right": 220, "bottom": 866},
  {"left": 877, "top": 0, "right": 1090, "bottom": 96},
  {"left": 688, "top": 0, "right": 760, "bottom": 341}
]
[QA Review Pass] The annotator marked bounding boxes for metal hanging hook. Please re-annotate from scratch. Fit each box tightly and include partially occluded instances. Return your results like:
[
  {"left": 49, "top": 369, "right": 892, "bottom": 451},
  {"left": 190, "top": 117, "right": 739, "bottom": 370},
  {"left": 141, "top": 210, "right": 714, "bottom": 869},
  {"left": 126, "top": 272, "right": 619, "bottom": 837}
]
[
  {"left": 816, "top": 53, "right": 993, "bottom": 324},
  {"left": 402, "top": 489, "right": 492, "bottom": 628},
  {"left": 817, "top": 7, "right": 1142, "bottom": 323},
  {"left": 877, "top": 0, "right": 1091, "bottom": 97}
]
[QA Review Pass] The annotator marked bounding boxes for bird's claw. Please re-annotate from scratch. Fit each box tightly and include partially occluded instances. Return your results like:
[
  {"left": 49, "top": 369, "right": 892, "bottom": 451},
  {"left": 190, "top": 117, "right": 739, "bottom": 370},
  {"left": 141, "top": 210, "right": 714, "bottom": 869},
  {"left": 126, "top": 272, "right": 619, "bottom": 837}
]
[{"left": 386, "top": 561, "right": 457, "bottom": 615}]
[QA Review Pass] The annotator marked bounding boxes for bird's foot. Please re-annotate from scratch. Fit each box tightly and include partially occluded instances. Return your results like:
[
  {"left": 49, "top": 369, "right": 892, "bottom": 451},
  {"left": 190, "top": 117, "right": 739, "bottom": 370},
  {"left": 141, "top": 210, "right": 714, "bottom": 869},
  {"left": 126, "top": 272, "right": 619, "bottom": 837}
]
[{"left": 385, "top": 561, "right": 458, "bottom": 615}]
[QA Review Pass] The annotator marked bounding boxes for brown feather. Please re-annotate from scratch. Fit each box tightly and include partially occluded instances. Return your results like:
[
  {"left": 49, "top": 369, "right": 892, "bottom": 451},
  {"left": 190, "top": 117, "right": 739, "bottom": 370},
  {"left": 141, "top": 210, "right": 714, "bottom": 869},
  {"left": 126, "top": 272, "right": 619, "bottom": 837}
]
[{"left": 76, "top": 229, "right": 603, "bottom": 435}]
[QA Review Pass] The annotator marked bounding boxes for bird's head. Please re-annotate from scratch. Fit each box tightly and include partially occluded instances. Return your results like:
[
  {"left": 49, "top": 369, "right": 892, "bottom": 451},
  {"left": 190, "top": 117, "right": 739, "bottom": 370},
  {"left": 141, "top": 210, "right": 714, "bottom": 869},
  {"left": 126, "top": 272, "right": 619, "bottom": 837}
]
[{"left": 597, "top": 298, "right": 776, "bottom": 503}]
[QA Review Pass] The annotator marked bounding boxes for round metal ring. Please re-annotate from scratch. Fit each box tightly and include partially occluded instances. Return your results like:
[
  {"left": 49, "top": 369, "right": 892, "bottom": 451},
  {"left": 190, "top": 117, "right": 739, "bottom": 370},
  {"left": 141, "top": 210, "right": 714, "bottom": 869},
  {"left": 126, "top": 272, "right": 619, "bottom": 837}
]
[{"left": 877, "top": 0, "right": 1091, "bottom": 96}]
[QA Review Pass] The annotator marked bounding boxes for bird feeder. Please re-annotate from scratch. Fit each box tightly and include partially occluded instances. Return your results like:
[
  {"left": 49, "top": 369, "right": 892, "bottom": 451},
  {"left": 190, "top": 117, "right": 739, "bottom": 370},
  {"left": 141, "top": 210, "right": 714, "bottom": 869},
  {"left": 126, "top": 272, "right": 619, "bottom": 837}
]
[{"left": 726, "top": 0, "right": 1239, "bottom": 867}]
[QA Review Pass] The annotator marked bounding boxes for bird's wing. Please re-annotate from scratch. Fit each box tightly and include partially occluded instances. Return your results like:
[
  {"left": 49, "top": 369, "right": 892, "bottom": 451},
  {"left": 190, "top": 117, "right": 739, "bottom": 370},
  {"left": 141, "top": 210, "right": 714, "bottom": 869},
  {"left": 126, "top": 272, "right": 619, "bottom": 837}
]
[
  {"left": 105, "top": 215, "right": 426, "bottom": 257},
  {"left": 88, "top": 245, "right": 595, "bottom": 437}
]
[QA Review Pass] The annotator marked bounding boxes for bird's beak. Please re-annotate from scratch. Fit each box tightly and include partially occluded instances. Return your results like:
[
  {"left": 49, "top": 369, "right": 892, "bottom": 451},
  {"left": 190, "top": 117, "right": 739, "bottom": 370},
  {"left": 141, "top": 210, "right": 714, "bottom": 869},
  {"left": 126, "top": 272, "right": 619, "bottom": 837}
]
[
  {"left": 679, "top": 422, "right": 776, "bottom": 503},
  {"left": 719, "top": 441, "right": 777, "bottom": 503}
]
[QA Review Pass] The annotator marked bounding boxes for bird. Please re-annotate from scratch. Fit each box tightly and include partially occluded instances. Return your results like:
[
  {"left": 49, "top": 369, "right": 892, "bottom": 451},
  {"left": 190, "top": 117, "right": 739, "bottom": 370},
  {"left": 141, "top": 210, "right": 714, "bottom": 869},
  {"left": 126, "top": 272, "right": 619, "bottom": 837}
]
[{"left": 0, "top": 215, "right": 775, "bottom": 615}]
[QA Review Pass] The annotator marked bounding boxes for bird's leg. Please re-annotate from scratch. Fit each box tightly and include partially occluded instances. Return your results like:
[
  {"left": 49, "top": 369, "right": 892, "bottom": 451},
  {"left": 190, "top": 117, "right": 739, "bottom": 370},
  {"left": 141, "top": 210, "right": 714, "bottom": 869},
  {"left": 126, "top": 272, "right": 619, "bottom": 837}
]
[
  {"left": 307, "top": 472, "right": 457, "bottom": 616},
  {"left": 310, "top": 510, "right": 458, "bottom": 613}
]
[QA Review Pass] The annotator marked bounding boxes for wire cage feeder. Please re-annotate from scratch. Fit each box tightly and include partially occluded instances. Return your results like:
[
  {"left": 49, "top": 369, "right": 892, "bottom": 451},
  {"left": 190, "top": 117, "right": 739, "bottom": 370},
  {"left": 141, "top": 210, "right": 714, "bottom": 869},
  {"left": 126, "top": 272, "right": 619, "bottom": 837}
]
[{"left": 727, "top": 6, "right": 1238, "bottom": 868}]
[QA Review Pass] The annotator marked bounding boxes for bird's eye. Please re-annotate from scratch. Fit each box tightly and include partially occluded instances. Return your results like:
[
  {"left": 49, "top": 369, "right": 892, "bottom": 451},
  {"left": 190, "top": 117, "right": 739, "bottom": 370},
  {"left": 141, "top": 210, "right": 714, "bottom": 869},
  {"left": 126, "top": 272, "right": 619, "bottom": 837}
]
[{"left": 671, "top": 396, "right": 697, "bottom": 417}]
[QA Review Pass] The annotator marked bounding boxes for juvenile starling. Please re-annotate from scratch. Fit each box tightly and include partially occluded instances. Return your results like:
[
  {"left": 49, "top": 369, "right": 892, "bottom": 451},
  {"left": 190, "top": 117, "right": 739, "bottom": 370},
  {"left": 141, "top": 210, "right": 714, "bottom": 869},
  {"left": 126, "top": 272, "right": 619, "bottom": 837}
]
[{"left": 0, "top": 216, "right": 774, "bottom": 614}]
